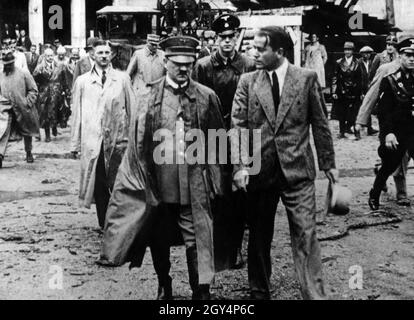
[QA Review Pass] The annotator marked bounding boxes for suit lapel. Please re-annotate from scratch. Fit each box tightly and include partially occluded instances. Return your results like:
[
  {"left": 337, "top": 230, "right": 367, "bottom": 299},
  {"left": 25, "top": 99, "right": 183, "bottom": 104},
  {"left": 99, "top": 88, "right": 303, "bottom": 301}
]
[
  {"left": 274, "top": 64, "right": 299, "bottom": 134},
  {"left": 254, "top": 70, "right": 276, "bottom": 131}
]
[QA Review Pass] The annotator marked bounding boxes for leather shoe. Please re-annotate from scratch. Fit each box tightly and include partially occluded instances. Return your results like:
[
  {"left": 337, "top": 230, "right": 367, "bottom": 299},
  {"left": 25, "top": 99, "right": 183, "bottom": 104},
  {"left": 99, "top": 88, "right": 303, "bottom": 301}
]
[
  {"left": 367, "top": 128, "right": 379, "bottom": 136},
  {"left": 0, "top": 155, "right": 3, "bottom": 169},
  {"left": 156, "top": 277, "right": 173, "bottom": 300},
  {"left": 192, "top": 285, "right": 211, "bottom": 300},
  {"left": 368, "top": 189, "right": 380, "bottom": 211},
  {"left": 26, "top": 152, "right": 34, "bottom": 163},
  {"left": 396, "top": 198, "right": 411, "bottom": 207}
]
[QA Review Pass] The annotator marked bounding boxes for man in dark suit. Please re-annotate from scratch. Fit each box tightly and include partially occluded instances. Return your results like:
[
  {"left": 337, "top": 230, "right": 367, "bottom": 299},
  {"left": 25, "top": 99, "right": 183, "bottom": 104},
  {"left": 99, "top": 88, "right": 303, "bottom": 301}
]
[
  {"left": 17, "top": 30, "right": 32, "bottom": 52},
  {"left": 331, "top": 41, "right": 363, "bottom": 139},
  {"left": 72, "top": 37, "right": 98, "bottom": 86},
  {"left": 25, "top": 44, "right": 39, "bottom": 74},
  {"left": 231, "top": 26, "right": 337, "bottom": 300}
]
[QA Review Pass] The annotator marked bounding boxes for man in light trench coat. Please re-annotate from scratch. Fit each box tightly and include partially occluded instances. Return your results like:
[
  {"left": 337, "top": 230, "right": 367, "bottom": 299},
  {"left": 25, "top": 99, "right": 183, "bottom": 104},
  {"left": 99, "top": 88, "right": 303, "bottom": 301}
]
[{"left": 70, "top": 40, "right": 136, "bottom": 229}]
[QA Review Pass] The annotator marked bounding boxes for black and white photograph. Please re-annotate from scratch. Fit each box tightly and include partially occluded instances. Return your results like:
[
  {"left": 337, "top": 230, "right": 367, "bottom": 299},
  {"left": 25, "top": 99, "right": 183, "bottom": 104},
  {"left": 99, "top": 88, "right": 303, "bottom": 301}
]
[{"left": 0, "top": 0, "right": 413, "bottom": 306}]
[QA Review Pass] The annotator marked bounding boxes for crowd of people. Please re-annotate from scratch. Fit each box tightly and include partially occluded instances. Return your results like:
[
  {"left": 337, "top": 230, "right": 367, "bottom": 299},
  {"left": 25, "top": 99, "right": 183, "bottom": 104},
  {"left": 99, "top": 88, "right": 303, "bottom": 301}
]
[{"left": 1, "top": 13, "right": 413, "bottom": 301}]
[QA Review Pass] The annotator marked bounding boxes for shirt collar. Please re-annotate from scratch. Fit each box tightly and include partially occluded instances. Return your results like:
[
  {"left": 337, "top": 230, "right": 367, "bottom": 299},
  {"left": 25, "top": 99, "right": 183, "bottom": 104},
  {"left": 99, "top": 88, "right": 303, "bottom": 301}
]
[
  {"left": 218, "top": 50, "right": 236, "bottom": 65},
  {"left": 92, "top": 65, "right": 111, "bottom": 79},
  {"left": 145, "top": 46, "right": 158, "bottom": 57},
  {"left": 267, "top": 58, "right": 289, "bottom": 84},
  {"left": 166, "top": 74, "right": 188, "bottom": 90},
  {"left": 345, "top": 56, "right": 353, "bottom": 64}
]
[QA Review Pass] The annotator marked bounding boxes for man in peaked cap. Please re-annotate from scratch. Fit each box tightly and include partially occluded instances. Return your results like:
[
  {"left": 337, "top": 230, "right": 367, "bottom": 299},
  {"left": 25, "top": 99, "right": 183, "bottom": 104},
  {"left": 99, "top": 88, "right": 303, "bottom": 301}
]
[
  {"left": 99, "top": 35, "right": 227, "bottom": 300},
  {"left": 370, "top": 34, "right": 399, "bottom": 81},
  {"left": 193, "top": 14, "right": 255, "bottom": 270},
  {"left": 332, "top": 41, "right": 363, "bottom": 139},
  {"left": 368, "top": 37, "right": 414, "bottom": 210},
  {"left": 126, "top": 33, "right": 165, "bottom": 95}
]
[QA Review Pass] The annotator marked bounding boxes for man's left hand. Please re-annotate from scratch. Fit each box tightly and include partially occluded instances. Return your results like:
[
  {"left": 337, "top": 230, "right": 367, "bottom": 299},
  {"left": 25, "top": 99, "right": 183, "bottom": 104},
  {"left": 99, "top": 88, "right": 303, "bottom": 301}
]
[{"left": 325, "top": 169, "right": 339, "bottom": 185}]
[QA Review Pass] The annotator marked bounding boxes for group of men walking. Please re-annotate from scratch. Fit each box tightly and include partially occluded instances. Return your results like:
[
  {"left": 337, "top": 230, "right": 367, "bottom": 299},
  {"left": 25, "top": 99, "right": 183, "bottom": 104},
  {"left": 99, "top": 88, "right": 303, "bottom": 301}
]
[
  {"left": 58, "top": 13, "right": 337, "bottom": 301},
  {"left": 2, "top": 12, "right": 413, "bottom": 301}
]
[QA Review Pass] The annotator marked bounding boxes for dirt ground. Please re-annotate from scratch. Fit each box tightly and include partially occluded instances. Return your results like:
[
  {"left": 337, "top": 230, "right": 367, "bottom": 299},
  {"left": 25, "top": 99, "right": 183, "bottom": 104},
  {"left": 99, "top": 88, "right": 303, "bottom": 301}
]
[{"left": 0, "top": 118, "right": 413, "bottom": 300}]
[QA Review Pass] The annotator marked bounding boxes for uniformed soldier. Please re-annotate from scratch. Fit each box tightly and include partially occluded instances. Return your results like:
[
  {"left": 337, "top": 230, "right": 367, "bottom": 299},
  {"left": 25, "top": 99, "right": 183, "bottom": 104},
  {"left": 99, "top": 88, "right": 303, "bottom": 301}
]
[
  {"left": 369, "top": 37, "right": 414, "bottom": 210},
  {"left": 193, "top": 13, "right": 255, "bottom": 127},
  {"left": 192, "top": 13, "right": 255, "bottom": 269},
  {"left": 99, "top": 36, "right": 227, "bottom": 300}
]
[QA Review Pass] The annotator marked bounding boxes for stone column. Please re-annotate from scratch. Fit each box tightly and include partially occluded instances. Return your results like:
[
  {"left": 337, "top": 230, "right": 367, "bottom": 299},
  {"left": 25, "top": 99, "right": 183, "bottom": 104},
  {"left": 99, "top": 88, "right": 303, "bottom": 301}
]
[
  {"left": 28, "top": 0, "right": 44, "bottom": 49},
  {"left": 71, "top": 0, "right": 86, "bottom": 47}
]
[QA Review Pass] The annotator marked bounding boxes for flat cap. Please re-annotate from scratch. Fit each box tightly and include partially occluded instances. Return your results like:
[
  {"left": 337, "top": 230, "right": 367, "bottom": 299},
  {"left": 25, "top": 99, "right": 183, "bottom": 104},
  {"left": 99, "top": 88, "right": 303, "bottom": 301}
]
[
  {"left": 398, "top": 37, "right": 414, "bottom": 53},
  {"left": 344, "top": 41, "right": 355, "bottom": 50},
  {"left": 159, "top": 36, "right": 199, "bottom": 63},
  {"left": 1, "top": 51, "right": 15, "bottom": 65},
  {"left": 359, "top": 46, "right": 374, "bottom": 53},
  {"left": 212, "top": 13, "right": 240, "bottom": 37}
]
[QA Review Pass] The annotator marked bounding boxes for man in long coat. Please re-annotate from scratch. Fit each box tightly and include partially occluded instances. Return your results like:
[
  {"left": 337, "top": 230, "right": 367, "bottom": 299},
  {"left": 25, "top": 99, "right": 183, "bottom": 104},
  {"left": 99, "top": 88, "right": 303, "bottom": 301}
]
[
  {"left": 99, "top": 36, "right": 227, "bottom": 300},
  {"left": 72, "top": 37, "right": 98, "bottom": 86},
  {"left": 0, "top": 51, "right": 39, "bottom": 168},
  {"left": 34, "top": 48, "right": 71, "bottom": 141},
  {"left": 192, "top": 14, "right": 255, "bottom": 269},
  {"left": 126, "top": 34, "right": 166, "bottom": 95},
  {"left": 231, "top": 26, "right": 337, "bottom": 300},
  {"left": 71, "top": 40, "right": 136, "bottom": 230},
  {"left": 331, "top": 41, "right": 363, "bottom": 139}
]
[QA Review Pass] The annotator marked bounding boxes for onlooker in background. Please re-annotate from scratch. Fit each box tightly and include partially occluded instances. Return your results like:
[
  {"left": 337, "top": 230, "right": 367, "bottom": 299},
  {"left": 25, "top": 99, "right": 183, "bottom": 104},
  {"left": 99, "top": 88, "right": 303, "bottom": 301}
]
[
  {"left": 34, "top": 48, "right": 71, "bottom": 142},
  {"left": 331, "top": 41, "right": 363, "bottom": 139},
  {"left": 0, "top": 51, "right": 39, "bottom": 168},
  {"left": 72, "top": 37, "right": 98, "bottom": 86},
  {"left": 54, "top": 46, "right": 68, "bottom": 66},
  {"left": 1, "top": 24, "right": 14, "bottom": 40},
  {"left": 370, "top": 35, "right": 398, "bottom": 81},
  {"left": 126, "top": 34, "right": 165, "bottom": 95},
  {"left": 8, "top": 39, "right": 29, "bottom": 73},
  {"left": 357, "top": 46, "right": 378, "bottom": 137},
  {"left": 37, "top": 43, "right": 53, "bottom": 65},
  {"left": 25, "top": 44, "right": 39, "bottom": 74},
  {"left": 198, "top": 37, "right": 215, "bottom": 59},
  {"left": 17, "top": 30, "right": 32, "bottom": 52},
  {"left": 304, "top": 33, "right": 328, "bottom": 87},
  {"left": 13, "top": 24, "right": 21, "bottom": 42}
]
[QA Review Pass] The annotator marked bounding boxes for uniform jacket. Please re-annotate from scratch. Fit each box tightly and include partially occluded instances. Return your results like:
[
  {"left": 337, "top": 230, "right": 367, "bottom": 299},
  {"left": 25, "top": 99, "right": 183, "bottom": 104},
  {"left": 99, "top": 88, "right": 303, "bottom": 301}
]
[
  {"left": 72, "top": 56, "right": 93, "bottom": 87},
  {"left": 377, "top": 67, "right": 414, "bottom": 144},
  {"left": 331, "top": 56, "right": 363, "bottom": 99},
  {"left": 70, "top": 67, "right": 136, "bottom": 208},
  {"left": 356, "top": 60, "right": 401, "bottom": 126},
  {"left": 370, "top": 50, "right": 398, "bottom": 82},
  {"left": 100, "top": 77, "right": 229, "bottom": 284},
  {"left": 231, "top": 64, "right": 336, "bottom": 191},
  {"left": 0, "top": 67, "right": 40, "bottom": 137},
  {"left": 126, "top": 47, "right": 165, "bottom": 95},
  {"left": 193, "top": 51, "right": 255, "bottom": 127}
]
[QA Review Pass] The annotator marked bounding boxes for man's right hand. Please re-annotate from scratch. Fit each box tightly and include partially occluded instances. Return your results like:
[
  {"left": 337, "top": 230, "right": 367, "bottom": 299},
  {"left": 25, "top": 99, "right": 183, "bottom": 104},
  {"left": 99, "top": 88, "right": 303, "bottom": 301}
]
[
  {"left": 233, "top": 169, "right": 249, "bottom": 193},
  {"left": 385, "top": 134, "right": 399, "bottom": 150}
]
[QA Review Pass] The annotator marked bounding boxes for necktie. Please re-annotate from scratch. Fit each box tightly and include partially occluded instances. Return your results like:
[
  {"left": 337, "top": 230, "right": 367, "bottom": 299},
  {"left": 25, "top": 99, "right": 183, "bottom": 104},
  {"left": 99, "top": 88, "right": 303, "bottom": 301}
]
[
  {"left": 271, "top": 72, "right": 280, "bottom": 114},
  {"left": 102, "top": 70, "right": 107, "bottom": 86}
]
